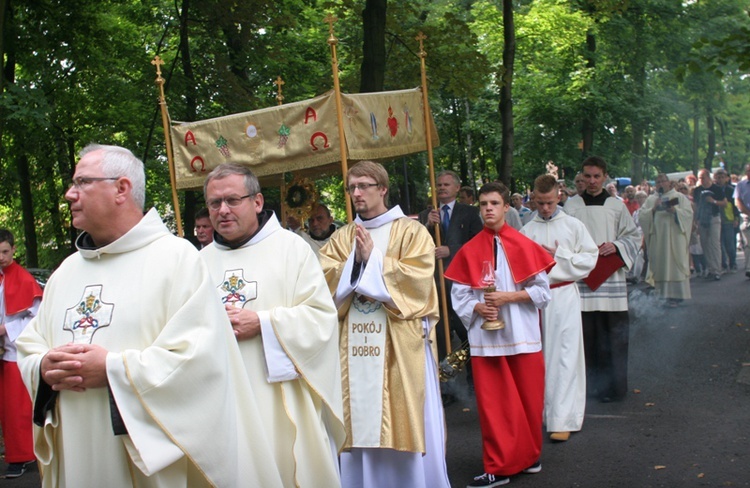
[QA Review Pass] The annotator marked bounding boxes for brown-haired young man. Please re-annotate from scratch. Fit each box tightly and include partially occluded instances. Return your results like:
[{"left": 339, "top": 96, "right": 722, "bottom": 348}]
[
  {"left": 446, "top": 181, "right": 554, "bottom": 487},
  {"left": 521, "top": 175, "right": 598, "bottom": 442},
  {"left": 320, "top": 161, "right": 449, "bottom": 488}
]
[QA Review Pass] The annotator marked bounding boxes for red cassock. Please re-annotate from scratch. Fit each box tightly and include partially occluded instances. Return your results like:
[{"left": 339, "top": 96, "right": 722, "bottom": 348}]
[
  {"left": 1, "top": 260, "right": 42, "bottom": 464},
  {"left": 445, "top": 225, "right": 554, "bottom": 476}
]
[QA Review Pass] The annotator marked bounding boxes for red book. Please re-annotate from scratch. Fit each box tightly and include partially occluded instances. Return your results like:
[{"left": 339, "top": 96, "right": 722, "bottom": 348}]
[{"left": 582, "top": 253, "right": 625, "bottom": 291}]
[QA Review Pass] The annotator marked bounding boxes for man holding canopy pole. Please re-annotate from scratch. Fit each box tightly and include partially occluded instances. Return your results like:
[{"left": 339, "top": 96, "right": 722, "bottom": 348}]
[
  {"left": 418, "top": 169, "right": 483, "bottom": 400},
  {"left": 320, "top": 160, "right": 450, "bottom": 488}
]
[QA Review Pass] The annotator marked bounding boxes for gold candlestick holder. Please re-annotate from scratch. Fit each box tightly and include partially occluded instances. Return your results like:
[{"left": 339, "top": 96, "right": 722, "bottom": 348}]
[{"left": 481, "top": 285, "right": 505, "bottom": 330}]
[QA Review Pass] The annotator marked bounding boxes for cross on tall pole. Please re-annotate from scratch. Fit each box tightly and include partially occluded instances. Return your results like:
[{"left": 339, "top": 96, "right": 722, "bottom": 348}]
[
  {"left": 274, "top": 76, "right": 285, "bottom": 106},
  {"left": 151, "top": 55, "right": 183, "bottom": 237}
]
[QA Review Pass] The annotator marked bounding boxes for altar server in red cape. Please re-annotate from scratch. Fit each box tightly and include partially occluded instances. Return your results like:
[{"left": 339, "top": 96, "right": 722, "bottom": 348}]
[
  {"left": 445, "top": 181, "right": 554, "bottom": 488},
  {"left": 0, "top": 229, "right": 43, "bottom": 479}
]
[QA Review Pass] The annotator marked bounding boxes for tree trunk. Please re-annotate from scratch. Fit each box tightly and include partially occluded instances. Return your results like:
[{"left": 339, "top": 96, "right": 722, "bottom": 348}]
[
  {"left": 3, "top": 2, "right": 37, "bottom": 265},
  {"left": 0, "top": 0, "right": 12, "bottom": 149},
  {"left": 716, "top": 116, "right": 730, "bottom": 171},
  {"left": 479, "top": 143, "right": 489, "bottom": 183},
  {"left": 464, "top": 98, "right": 473, "bottom": 187},
  {"left": 497, "top": 0, "right": 515, "bottom": 186},
  {"left": 703, "top": 111, "right": 715, "bottom": 170},
  {"left": 65, "top": 136, "right": 77, "bottom": 254},
  {"left": 179, "top": 0, "right": 199, "bottom": 243},
  {"left": 17, "top": 154, "right": 38, "bottom": 267},
  {"left": 44, "top": 139, "right": 68, "bottom": 253},
  {"left": 450, "top": 98, "right": 465, "bottom": 179},
  {"left": 581, "top": 31, "right": 596, "bottom": 158},
  {"left": 692, "top": 113, "right": 700, "bottom": 175},
  {"left": 359, "top": 0, "right": 386, "bottom": 93},
  {"left": 0, "top": 0, "right": 7, "bottom": 90},
  {"left": 631, "top": 123, "right": 644, "bottom": 184},
  {"left": 628, "top": 18, "right": 647, "bottom": 184}
]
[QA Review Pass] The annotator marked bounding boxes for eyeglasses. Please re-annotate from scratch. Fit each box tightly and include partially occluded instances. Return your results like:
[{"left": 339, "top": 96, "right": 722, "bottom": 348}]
[
  {"left": 346, "top": 183, "right": 379, "bottom": 193},
  {"left": 68, "top": 177, "right": 121, "bottom": 189},
  {"left": 206, "top": 194, "right": 253, "bottom": 211}
]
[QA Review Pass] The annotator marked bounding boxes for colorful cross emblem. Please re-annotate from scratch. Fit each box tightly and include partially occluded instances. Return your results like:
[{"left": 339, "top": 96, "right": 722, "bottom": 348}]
[
  {"left": 219, "top": 269, "right": 257, "bottom": 307},
  {"left": 63, "top": 285, "right": 114, "bottom": 344}
]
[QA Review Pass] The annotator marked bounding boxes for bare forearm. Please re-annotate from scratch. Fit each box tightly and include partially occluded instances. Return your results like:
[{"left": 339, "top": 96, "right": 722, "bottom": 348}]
[{"left": 737, "top": 198, "right": 750, "bottom": 216}]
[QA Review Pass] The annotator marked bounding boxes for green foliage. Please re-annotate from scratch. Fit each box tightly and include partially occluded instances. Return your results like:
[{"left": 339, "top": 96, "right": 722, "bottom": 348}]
[{"left": 3, "top": 0, "right": 750, "bottom": 268}]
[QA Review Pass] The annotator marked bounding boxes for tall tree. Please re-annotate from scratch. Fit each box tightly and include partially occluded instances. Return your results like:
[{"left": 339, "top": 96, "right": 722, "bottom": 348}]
[
  {"left": 496, "top": 0, "right": 515, "bottom": 185},
  {"left": 703, "top": 111, "right": 716, "bottom": 170},
  {"left": 1, "top": 0, "right": 38, "bottom": 265},
  {"left": 360, "top": 0, "right": 387, "bottom": 92},
  {"left": 179, "top": 0, "right": 200, "bottom": 243}
]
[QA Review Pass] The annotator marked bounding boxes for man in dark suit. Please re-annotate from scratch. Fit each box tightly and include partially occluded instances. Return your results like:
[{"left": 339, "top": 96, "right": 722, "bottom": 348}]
[{"left": 419, "top": 170, "right": 483, "bottom": 397}]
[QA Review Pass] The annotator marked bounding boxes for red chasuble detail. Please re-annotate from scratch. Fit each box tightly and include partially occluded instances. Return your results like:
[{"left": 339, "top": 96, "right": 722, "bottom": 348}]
[
  {"left": 1, "top": 261, "right": 43, "bottom": 315},
  {"left": 445, "top": 225, "right": 555, "bottom": 288}
]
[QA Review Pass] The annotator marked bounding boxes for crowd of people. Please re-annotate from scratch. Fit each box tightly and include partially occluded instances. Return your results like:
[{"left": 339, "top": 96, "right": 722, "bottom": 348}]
[
  {"left": 1, "top": 143, "right": 748, "bottom": 488},
  {"left": 623, "top": 165, "right": 749, "bottom": 284}
]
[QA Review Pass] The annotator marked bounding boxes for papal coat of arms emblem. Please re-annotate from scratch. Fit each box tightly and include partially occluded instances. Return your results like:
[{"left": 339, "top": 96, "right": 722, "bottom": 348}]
[
  {"left": 63, "top": 285, "right": 114, "bottom": 344},
  {"left": 219, "top": 269, "right": 257, "bottom": 307}
]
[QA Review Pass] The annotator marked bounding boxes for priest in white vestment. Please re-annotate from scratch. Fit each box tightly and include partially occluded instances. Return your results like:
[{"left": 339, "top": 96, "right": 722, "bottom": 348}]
[
  {"left": 638, "top": 174, "right": 693, "bottom": 305},
  {"left": 521, "top": 175, "right": 598, "bottom": 442},
  {"left": 200, "top": 163, "right": 345, "bottom": 488},
  {"left": 319, "top": 161, "right": 450, "bottom": 488},
  {"left": 17, "top": 144, "right": 283, "bottom": 488}
]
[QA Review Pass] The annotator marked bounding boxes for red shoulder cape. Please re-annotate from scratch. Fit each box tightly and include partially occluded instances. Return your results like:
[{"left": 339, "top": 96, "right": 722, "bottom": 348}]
[
  {"left": 2, "top": 261, "right": 43, "bottom": 315},
  {"left": 444, "top": 224, "right": 555, "bottom": 288}
]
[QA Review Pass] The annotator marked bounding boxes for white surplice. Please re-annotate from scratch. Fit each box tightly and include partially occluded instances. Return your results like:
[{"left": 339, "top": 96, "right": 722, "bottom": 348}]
[
  {"left": 564, "top": 194, "right": 640, "bottom": 311},
  {"left": 450, "top": 235, "right": 551, "bottom": 357},
  {"left": 521, "top": 210, "right": 598, "bottom": 432}
]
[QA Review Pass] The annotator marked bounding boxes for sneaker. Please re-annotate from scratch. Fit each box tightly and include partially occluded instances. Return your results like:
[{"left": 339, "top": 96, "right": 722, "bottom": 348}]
[
  {"left": 522, "top": 460, "right": 542, "bottom": 474},
  {"left": 5, "top": 461, "right": 32, "bottom": 479},
  {"left": 713, "top": 274, "right": 721, "bottom": 281},
  {"left": 467, "top": 472, "right": 510, "bottom": 487}
]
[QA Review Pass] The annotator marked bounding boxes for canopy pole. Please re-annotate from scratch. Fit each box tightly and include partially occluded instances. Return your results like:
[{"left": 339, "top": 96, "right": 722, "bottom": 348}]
[
  {"left": 152, "top": 55, "right": 183, "bottom": 237},
  {"left": 417, "top": 33, "right": 451, "bottom": 355},
  {"left": 274, "top": 76, "right": 290, "bottom": 229},
  {"left": 325, "top": 13, "right": 353, "bottom": 223}
]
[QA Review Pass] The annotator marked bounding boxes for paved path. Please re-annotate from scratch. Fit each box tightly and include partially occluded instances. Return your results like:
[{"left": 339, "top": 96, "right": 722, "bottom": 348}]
[{"left": 444, "top": 251, "right": 750, "bottom": 487}]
